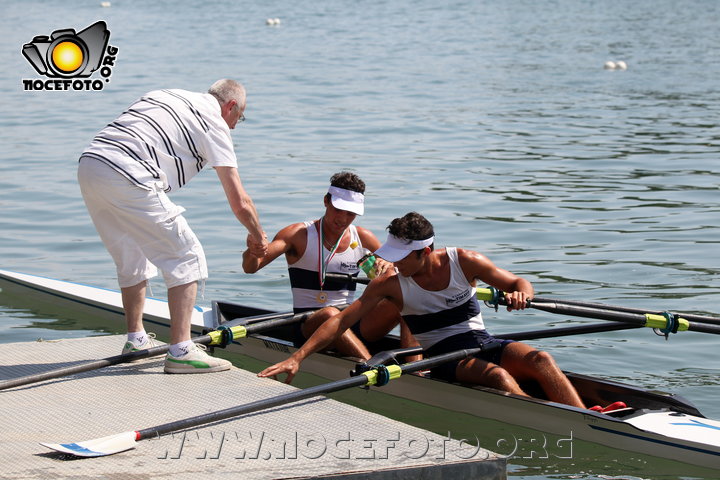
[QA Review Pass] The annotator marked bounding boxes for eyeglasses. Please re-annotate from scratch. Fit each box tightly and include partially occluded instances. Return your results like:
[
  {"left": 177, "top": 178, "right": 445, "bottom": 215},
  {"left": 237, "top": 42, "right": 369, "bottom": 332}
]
[{"left": 234, "top": 102, "right": 246, "bottom": 123}]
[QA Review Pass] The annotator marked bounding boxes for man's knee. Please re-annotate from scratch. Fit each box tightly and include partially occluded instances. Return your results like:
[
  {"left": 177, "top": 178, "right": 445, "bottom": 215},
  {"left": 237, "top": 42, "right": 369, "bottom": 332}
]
[
  {"left": 528, "top": 349, "right": 559, "bottom": 371},
  {"left": 485, "top": 366, "right": 519, "bottom": 390},
  {"left": 301, "top": 306, "right": 341, "bottom": 335}
]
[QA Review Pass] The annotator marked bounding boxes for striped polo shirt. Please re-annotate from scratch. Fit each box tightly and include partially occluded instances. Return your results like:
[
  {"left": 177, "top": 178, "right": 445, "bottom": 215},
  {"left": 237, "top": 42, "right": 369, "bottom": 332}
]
[{"left": 81, "top": 89, "right": 238, "bottom": 192}]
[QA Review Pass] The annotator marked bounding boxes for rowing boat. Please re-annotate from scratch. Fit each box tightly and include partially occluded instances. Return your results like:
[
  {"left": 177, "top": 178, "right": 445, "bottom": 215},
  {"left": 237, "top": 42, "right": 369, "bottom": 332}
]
[{"left": 1, "top": 268, "right": 718, "bottom": 470}]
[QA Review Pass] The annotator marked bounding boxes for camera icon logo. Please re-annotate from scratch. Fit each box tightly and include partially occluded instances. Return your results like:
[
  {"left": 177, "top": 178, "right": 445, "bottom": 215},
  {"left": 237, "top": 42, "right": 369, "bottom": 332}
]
[{"left": 22, "top": 21, "right": 110, "bottom": 78}]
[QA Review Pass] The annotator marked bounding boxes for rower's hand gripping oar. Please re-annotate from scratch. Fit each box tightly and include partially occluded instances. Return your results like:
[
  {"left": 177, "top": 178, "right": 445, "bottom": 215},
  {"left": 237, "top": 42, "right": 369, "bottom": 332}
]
[
  {"left": 477, "top": 287, "right": 720, "bottom": 337},
  {"left": 0, "top": 307, "right": 338, "bottom": 391},
  {"left": 39, "top": 344, "right": 492, "bottom": 458}
]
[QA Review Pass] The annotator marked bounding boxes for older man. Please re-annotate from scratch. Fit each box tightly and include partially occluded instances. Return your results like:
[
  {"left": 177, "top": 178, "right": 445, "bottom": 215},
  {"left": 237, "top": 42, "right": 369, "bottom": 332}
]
[{"left": 78, "top": 79, "right": 267, "bottom": 373}]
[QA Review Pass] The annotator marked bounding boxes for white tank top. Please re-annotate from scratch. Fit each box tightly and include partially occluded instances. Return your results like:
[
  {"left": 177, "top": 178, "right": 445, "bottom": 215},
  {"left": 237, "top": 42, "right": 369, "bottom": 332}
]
[
  {"left": 288, "top": 221, "right": 367, "bottom": 310},
  {"left": 398, "top": 247, "right": 485, "bottom": 349}
]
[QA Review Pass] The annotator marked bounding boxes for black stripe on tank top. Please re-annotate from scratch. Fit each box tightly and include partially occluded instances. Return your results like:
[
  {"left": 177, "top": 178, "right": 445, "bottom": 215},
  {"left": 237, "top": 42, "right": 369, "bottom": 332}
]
[
  {"left": 402, "top": 297, "right": 481, "bottom": 335},
  {"left": 288, "top": 267, "right": 358, "bottom": 292}
]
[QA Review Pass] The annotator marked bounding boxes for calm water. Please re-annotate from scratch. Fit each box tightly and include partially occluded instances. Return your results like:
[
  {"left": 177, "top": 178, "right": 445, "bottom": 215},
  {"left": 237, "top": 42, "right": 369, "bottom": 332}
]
[{"left": 1, "top": 0, "right": 719, "bottom": 478}]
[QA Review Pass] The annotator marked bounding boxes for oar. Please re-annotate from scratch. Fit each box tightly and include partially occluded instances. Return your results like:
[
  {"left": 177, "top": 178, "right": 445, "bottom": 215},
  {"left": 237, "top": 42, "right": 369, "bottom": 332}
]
[
  {"left": 529, "top": 301, "right": 720, "bottom": 335},
  {"left": 39, "top": 345, "right": 494, "bottom": 458},
  {"left": 0, "top": 308, "right": 332, "bottom": 391},
  {"left": 476, "top": 288, "right": 720, "bottom": 336},
  {"left": 38, "top": 318, "right": 643, "bottom": 458},
  {"left": 359, "top": 321, "right": 638, "bottom": 368},
  {"left": 530, "top": 296, "right": 720, "bottom": 327}
]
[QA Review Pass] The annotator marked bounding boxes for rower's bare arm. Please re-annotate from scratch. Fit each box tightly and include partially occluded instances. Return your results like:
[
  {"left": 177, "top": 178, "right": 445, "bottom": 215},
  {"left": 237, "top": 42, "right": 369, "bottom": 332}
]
[
  {"left": 215, "top": 166, "right": 266, "bottom": 251},
  {"left": 459, "top": 248, "right": 534, "bottom": 311},
  {"left": 356, "top": 227, "right": 382, "bottom": 251},
  {"left": 242, "top": 224, "right": 301, "bottom": 273},
  {"left": 257, "top": 304, "right": 360, "bottom": 383},
  {"left": 257, "top": 280, "right": 394, "bottom": 383},
  {"left": 399, "top": 319, "right": 422, "bottom": 362}
]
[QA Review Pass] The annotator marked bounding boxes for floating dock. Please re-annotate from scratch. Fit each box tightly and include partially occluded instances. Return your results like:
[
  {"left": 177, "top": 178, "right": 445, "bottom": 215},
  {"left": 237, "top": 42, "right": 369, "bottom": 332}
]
[{"left": 0, "top": 335, "right": 506, "bottom": 479}]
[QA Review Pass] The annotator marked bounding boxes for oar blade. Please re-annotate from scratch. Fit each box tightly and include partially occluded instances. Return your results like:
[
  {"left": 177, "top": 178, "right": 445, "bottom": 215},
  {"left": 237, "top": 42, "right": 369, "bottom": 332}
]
[{"left": 40, "top": 431, "right": 137, "bottom": 457}]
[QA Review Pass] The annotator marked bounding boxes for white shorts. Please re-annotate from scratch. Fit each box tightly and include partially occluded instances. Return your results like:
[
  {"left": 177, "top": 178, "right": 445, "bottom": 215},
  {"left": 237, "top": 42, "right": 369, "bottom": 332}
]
[{"left": 78, "top": 157, "right": 208, "bottom": 289}]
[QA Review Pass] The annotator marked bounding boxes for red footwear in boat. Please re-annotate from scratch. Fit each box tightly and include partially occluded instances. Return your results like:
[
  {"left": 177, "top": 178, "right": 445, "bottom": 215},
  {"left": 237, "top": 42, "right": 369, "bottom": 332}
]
[
  {"left": 589, "top": 401, "right": 627, "bottom": 413},
  {"left": 601, "top": 401, "right": 627, "bottom": 412}
]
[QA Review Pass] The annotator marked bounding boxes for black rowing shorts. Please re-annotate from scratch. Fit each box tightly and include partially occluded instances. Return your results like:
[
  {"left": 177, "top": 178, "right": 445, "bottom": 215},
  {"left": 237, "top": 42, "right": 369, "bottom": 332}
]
[{"left": 424, "top": 330, "right": 514, "bottom": 382}]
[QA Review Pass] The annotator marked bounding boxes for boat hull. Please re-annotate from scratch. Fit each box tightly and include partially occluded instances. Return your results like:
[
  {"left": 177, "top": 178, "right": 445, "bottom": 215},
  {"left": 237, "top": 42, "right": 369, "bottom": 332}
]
[{"left": 1, "top": 269, "right": 718, "bottom": 470}]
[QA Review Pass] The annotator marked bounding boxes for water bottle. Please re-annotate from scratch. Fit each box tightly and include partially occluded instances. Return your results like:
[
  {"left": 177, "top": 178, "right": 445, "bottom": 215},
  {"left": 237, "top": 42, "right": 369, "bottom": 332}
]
[{"left": 357, "top": 253, "right": 377, "bottom": 279}]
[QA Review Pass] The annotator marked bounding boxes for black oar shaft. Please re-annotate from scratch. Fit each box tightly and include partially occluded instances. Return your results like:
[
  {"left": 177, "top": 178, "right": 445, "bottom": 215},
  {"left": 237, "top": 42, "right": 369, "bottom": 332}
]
[
  {"left": 137, "top": 346, "right": 486, "bottom": 441},
  {"left": 0, "top": 344, "right": 172, "bottom": 390},
  {"left": 530, "top": 301, "right": 648, "bottom": 324},
  {"left": 529, "top": 301, "right": 720, "bottom": 335},
  {"left": 533, "top": 296, "right": 720, "bottom": 326},
  {"left": 243, "top": 307, "right": 346, "bottom": 335},
  {"left": 684, "top": 322, "right": 720, "bottom": 335},
  {"left": 137, "top": 375, "right": 369, "bottom": 440},
  {"left": 497, "top": 321, "right": 639, "bottom": 341}
]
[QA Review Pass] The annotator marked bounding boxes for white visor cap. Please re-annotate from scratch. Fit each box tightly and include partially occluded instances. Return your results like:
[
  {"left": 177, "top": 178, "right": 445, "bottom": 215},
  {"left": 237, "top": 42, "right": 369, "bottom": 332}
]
[
  {"left": 374, "top": 234, "right": 435, "bottom": 262},
  {"left": 328, "top": 186, "right": 364, "bottom": 215}
]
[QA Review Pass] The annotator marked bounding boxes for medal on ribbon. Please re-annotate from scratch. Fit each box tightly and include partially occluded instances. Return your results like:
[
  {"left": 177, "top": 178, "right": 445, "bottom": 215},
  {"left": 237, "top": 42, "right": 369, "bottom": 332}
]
[{"left": 317, "top": 217, "right": 347, "bottom": 304}]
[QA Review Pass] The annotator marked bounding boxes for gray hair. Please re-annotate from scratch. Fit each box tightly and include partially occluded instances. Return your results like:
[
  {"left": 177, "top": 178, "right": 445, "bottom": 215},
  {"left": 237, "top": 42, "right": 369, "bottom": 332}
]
[{"left": 208, "top": 79, "right": 246, "bottom": 108}]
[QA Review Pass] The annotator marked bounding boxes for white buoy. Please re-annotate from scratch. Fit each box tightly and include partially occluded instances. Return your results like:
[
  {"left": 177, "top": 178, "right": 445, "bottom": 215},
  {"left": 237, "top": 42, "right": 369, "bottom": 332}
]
[
  {"left": 604, "top": 61, "right": 616, "bottom": 70},
  {"left": 615, "top": 60, "right": 627, "bottom": 70},
  {"left": 100, "top": 1, "right": 111, "bottom": 6},
  {"left": 266, "top": 18, "right": 281, "bottom": 26}
]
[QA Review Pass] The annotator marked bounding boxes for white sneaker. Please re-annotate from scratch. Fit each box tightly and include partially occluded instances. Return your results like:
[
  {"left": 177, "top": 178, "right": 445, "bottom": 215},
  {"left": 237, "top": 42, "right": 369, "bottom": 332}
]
[
  {"left": 121, "top": 333, "right": 160, "bottom": 355},
  {"left": 164, "top": 343, "right": 232, "bottom": 374}
]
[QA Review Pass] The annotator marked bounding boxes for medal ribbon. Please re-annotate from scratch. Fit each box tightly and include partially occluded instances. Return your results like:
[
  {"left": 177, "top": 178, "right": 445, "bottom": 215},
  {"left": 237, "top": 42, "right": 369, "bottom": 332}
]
[{"left": 318, "top": 217, "right": 347, "bottom": 291}]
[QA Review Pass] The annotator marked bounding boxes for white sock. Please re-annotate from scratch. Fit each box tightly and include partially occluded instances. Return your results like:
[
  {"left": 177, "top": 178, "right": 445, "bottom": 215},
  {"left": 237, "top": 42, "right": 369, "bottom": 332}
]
[
  {"left": 127, "top": 330, "right": 148, "bottom": 347},
  {"left": 169, "top": 340, "right": 195, "bottom": 357}
]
